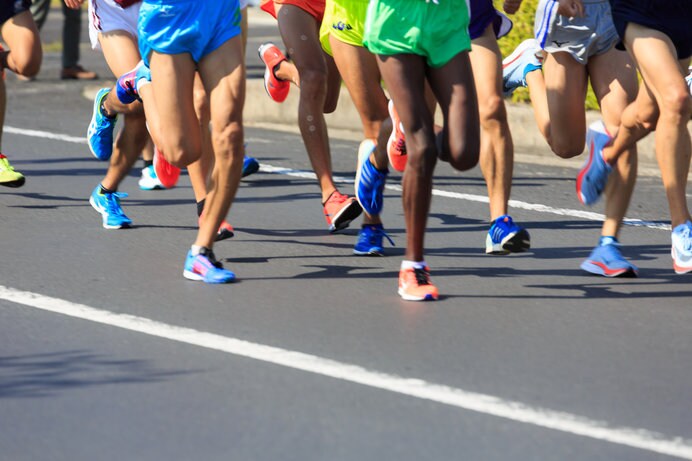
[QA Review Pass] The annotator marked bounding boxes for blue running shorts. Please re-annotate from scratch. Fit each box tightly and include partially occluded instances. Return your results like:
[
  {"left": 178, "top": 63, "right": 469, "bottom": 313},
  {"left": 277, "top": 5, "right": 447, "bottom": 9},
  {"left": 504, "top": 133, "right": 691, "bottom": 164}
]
[
  {"left": 138, "top": 0, "right": 242, "bottom": 65},
  {"left": 609, "top": 0, "right": 692, "bottom": 60}
]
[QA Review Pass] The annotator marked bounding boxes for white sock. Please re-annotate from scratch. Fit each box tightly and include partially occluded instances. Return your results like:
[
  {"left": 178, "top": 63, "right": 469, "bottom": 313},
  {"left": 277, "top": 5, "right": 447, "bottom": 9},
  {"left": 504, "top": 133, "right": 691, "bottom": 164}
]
[{"left": 401, "top": 260, "right": 427, "bottom": 270}]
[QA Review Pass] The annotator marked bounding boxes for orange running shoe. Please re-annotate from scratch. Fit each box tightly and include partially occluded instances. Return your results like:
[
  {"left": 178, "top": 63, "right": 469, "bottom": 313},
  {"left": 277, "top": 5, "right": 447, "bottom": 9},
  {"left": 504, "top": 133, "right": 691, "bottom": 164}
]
[
  {"left": 258, "top": 42, "right": 290, "bottom": 103},
  {"left": 198, "top": 215, "right": 235, "bottom": 241},
  {"left": 398, "top": 265, "right": 439, "bottom": 301},
  {"left": 322, "top": 190, "right": 362, "bottom": 233},
  {"left": 153, "top": 145, "right": 181, "bottom": 189},
  {"left": 386, "top": 100, "right": 407, "bottom": 172}
]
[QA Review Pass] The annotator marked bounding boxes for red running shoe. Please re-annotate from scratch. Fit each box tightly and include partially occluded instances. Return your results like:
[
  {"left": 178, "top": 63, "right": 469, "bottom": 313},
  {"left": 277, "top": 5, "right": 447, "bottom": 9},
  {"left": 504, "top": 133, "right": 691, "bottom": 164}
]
[
  {"left": 198, "top": 214, "right": 234, "bottom": 241},
  {"left": 258, "top": 42, "right": 290, "bottom": 103},
  {"left": 153, "top": 145, "right": 181, "bottom": 189},
  {"left": 322, "top": 190, "right": 362, "bottom": 233},
  {"left": 386, "top": 100, "right": 407, "bottom": 172}
]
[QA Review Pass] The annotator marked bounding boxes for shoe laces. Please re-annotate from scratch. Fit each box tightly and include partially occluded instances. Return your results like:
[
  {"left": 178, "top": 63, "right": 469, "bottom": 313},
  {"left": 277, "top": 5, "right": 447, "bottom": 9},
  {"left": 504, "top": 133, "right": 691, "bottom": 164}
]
[
  {"left": 198, "top": 247, "right": 223, "bottom": 269},
  {"left": 675, "top": 224, "right": 692, "bottom": 252},
  {"left": 394, "top": 136, "right": 407, "bottom": 155},
  {"left": 360, "top": 226, "right": 395, "bottom": 247},
  {"left": 405, "top": 267, "right": 432, "bottom": 286},
  {"left": 325, "top": 190, "right": 348, "bottom": 206},
  {"left": 103, "top": 191, "right": 128, "bottom": 216}
]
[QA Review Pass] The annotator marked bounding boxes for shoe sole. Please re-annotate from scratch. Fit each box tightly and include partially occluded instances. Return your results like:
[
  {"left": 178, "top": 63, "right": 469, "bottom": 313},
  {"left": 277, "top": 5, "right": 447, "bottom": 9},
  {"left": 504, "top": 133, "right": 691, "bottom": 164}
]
[
  {"left": 386, "top": 101, "right": 406, "bottom": 173},
  {"left": 672, "top": 248, "right": 692, "bottom": 274},
  {"left": 329, "top": 199, "right": 363, "bottom": 233},
  {"left": 397, "top": 288, "right": 439, "bottom": 301},
  {"left": 215, "top": 228, "right": 235, "bottom": 242},
  {"left": 353, "top": 248, "right": 384, "bottom": 256},
  {"left": 354, "top": 140, "right": 379, "bottom": 216},
  {"left": 258, "top": 43, "right": 289, "bottom": 103},
  {"left": 87, "top": 89, "right": 113, "bottom": 161},
  {"left": 580, "top": 260, "right": 638, "bottom": 278},
  {"left": 486, "top": 229, "right": 531, "bottom": 255},
  {"left": 183, "top": 269, "right": 235, "bottom": 283},
  {"left": 242, "top": 160, "right": 260, "bottom": 178},
  {"left": 0, "top": 177, "right": 25, "bottom": 188}
]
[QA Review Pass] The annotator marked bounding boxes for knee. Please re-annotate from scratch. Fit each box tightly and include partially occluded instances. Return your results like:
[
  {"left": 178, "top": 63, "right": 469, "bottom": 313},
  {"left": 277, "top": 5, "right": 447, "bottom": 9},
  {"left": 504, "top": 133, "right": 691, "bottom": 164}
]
[
  {"left": 163, "top": 138, "right": 201, "bottom": 167},
  {"left": 13, "top": 53, "right": 41, "bottom": 78},
  {"left": 298, "top": 67, "right": 328, "bottom": 96},
  {"left": 660, "top": 87, "right": 692, "bottom": 122},
  {"left": 550, "top": 138, "right": 584, "bottom": 159},
  {"left": 478, "top": 94, "right": 507, "bottom": 129}
]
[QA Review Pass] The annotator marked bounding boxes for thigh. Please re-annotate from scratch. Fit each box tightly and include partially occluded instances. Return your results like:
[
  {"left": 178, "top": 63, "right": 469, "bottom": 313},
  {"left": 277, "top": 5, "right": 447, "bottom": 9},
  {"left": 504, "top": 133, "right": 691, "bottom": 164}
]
[
  {"left": 149, "top": 51, "right": 199, "bottom": 152},
  {"left": 587, "top": 47, "right": 638, "bottom": 131},
  {"left": 544, "top": 51, "right": 588, "bottom": 151},
  {"left": 1, "top": 10, "right": 41, "bottom": 63},
  {"left": 198, "top": 36, "right": 246, "bottom": 139},
  {"left": 98, "top": 29, "right": 141, "bottom": 77},
  {"left": 276, "top": 4, "right": 325, "bottom": 73},
  {"left": 469, "top": 25, "right": 503, "bottom": 115},
  {"left": 330, "top": 37, "right": 387, "bottom": 127},
  {"left": 625, "top": 23, "right": 689, "bottom": 109}
]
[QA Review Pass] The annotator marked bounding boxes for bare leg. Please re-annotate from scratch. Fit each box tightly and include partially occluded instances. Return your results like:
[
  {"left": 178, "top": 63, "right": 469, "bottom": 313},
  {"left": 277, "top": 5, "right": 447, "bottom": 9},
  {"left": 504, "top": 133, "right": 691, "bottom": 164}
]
[{"left": 0, "top": 11, "right": 41, "bottom": 77}]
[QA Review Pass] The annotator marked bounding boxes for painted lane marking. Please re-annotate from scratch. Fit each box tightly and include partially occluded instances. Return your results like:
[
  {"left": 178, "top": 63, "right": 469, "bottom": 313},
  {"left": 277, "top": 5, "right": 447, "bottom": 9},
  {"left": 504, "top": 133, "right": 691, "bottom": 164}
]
[
  {"left": 1, "top": 285, "right": 691, "bottom": 460},
  {"left": 5, "top": 126, "right": 671, "bottom": 231}
]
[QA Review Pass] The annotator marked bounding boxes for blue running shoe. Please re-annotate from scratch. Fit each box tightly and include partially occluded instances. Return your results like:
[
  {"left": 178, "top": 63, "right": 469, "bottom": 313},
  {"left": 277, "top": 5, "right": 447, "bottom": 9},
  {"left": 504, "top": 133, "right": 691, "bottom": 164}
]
[
  {"left": 686, "top": 66, "right": 692, "bottom": 96},
  {"left": 353, "top": 224, "right": 394, "bottom": 256},
  {"left": 581, "top": 237, "right": 638, "bottom": 277},
  {"left": 486, "top": 215, "right": 530, "bottom": 254},
  {"left": 502, "top": 39, "right": 542, "bottom": 97},
  {"left": 115, "top": 60, "right": 151, "bottom": 104},
  {"left": 89, "top": 185, "right": 132, "bottom": 229},
  {"left": 87, "top": 88, "right": 117, "bottom": 161},
  {"left": 139, "top": 165, "right": 165, "bottom": 190},
  {"left": 671, "top": 220, "right": 692, "bottom": 274},
  {"left": 183, "top": 247, "right": 236, "bottom": 283},
  {"left": 577, "top": 120, "right": 613, "bottom": 206},
  {"left": 242, "top": 155, "right": 260, "bottom": 178},
  {"left": 355, "top": 139, "right": 388, "bottom": 216}
]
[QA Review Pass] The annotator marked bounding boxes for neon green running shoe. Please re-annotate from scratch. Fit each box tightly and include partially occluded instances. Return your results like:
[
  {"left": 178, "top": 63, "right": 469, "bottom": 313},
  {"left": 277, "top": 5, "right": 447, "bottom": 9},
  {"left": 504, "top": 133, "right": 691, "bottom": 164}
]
[{"left": 0, "top": 154, "right": 25, "bottom": 187}]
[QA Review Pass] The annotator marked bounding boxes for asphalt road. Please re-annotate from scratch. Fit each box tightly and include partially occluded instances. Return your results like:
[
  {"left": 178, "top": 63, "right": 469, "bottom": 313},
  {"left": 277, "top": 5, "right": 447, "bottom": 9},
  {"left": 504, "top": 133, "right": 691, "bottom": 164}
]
[{"left": 0, "top": 7, "right": 691, "bottom": 461}]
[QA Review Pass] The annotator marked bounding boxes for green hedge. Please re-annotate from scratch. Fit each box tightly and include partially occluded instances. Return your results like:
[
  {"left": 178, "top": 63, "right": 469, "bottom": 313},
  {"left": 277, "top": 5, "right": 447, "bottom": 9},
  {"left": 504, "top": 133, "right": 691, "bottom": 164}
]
[{"left": 493, "top": 0, "right": 600, "bottom": 110}]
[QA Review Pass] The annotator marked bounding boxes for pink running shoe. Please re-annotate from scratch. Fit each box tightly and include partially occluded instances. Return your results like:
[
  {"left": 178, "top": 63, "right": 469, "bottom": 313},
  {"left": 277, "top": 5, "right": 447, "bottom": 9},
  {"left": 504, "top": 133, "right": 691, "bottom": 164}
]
[
  {"left": 386, "top": 100, "right": 407, "bottom": 172},
  {"left": 258, "top": 42, "right": 290, "bottom": 103},
  {"left": 153, "top": 146, "right": 181, "bottom": 189}
]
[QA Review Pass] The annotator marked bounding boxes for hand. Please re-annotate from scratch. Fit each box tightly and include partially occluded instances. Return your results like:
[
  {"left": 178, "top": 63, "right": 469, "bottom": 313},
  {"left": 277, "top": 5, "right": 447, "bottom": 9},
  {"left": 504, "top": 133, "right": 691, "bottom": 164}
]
[
  {"left": 63, "top": 0, "right": 85, "bottom": 9},
  {"left": 503, "top": 0, "right": 523, "bottom": 15},
  {"left": 556, "top": 0, "right": 584, "bottom": 17}
]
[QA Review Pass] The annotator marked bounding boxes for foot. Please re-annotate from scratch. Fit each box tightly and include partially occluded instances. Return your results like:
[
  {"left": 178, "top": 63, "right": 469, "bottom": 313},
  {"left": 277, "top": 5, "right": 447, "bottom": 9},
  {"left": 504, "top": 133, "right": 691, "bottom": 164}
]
[
  {"left": 486, "top": 215, "right": 530, "bottom": 254},
  {"left": 502, "top": 39, "right": 542, "bottom": 97},
  {"left": 577, "top": 120, "right": 613, "bottom": 206},
  {"left": 580, "top": 237, "right": 638, "bottom": 277},
  {"left": 183, "top": 247, "right": 236, "bottom": 283},
  {"left": 242, "top": 155, "right": 260, "bottom": 178},
  {"left": 0, "top": 153, "right": 25, "bottom": 187},
  {"left": 322, "top": 190, "right": 362, "bottom": 233},
  {"left": 89, "top": 185, "right": 132, "bottom": 229},
  {"left": 115, "top": 60, "right": 151, "bottom": 104},
  {"left": 61, "top": 65, "right": 98, "bottom": 80},
  {"left": 258, "top": 42, "right": 290, "bottom": 103},
  {"left": 87, "top": 88, "right": 117, "bottom": 161},
  {"left": 153, "top": 146, "right": 181, "bottom": 189},
  {"left": 139, "top": 164, "right": 165, "bottom": 190},
  {"left": 386, "top": 100, "right": 407, "bottom": 172},
  {"left": 355, "top": 139, "right": 388, "bottom": 216},
  {"left": 671, "top": 221, "right": 692, "bottom": 274},
  {"left": 398, "top": 264, "right": 439, "bottom": 301},
  {"left": 353, "top": 224, "right": 394, "bottom": 256}
]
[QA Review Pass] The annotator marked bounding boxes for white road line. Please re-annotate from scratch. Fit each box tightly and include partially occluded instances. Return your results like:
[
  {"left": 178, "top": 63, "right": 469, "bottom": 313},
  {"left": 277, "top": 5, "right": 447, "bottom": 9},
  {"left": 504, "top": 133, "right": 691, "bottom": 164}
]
[
  {"left": 1, "top": 284, "right": 690, "bottom": 460},
  {"left": 260, "top": 164, "right": 672, "bottom": 231},
  {"left": 5, "top": 126, "right": 671, "bottom": 231}
]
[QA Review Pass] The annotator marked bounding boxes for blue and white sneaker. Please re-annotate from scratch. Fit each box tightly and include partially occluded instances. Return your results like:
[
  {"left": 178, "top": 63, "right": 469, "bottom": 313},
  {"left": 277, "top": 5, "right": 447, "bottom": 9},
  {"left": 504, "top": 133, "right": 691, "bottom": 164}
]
[
  {"left": 577, "top": 120, "right": 613, "bottom": 206},
  {"left": 242, "top": 155, "right": 260, "bottom": 178},
  {"left": 581, "top": 237, "right": 638, "bottom": 277},
  {"left": 686, "top": 66, "right": 692, "bottom": 96},
  {"left": 355, "top": 139, "right": 388, "bottom": 216},
  {"left": 353, "top": 224, "right": 394, "bottom": 256},
  {"left": 502, "top": 39, "right": 542, "bottom": 97},
  {"left": 671, "top": 220, "right": 692, "bottom": 274},
  {"left": 139, "top": 165, "right": 165, "bottom": 190},
  {"left": 89, "top": 185, "right": 132, "bottom": 229},
  {"left": 183, "top": 247, "right": 236, "bottom": 283},
  {"left": 486, "top": 215, "right": 530, "bottom": 254},
  {"left": 87, "top": 88, "right": 117, "bottom": 161},
  {"left": 115, "top": 60, "right": 151, "bottom": 105}
]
